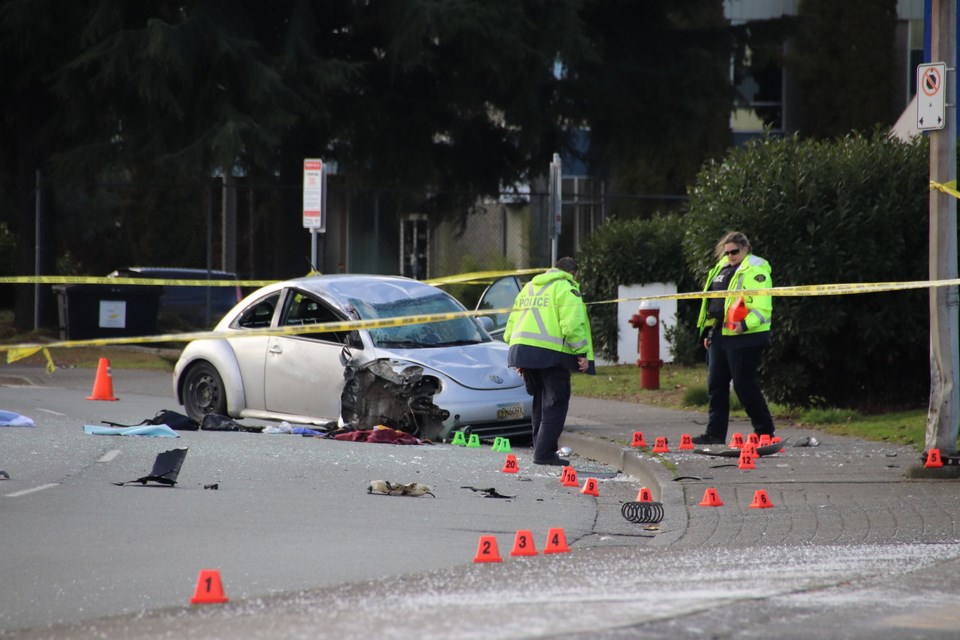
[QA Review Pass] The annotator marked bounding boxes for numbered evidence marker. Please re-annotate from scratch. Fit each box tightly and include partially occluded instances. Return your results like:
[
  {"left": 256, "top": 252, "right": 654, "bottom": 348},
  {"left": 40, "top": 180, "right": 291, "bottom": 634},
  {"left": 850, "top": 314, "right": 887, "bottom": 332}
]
[
  {"left": 473, "top": 535, "right": 502, "bottom": 563},
  {"left": 543, "top": 528, "right": 571, "bottom": 553},
  {"left": 750, "top": 489, "right": 774, "bottom": 509},
  {"left": 510, "top": 530, "right": 538, "bottom": 556},
  {"left": 190, "top": 569, "right": 229, "bottom": 604}
]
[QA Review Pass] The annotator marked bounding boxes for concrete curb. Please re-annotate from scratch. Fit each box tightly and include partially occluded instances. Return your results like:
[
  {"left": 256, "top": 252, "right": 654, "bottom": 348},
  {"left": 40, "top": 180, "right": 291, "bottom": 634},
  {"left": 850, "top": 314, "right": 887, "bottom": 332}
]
[{"left": 559, "top": 430, "right": 689, "bottom": 539}]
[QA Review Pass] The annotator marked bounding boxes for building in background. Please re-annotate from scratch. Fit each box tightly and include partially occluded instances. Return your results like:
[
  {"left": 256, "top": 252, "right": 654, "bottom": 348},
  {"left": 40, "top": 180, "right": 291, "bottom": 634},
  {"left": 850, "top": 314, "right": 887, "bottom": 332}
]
[{"left": 727, "top": 0, "right": 926, "bottom": 143}]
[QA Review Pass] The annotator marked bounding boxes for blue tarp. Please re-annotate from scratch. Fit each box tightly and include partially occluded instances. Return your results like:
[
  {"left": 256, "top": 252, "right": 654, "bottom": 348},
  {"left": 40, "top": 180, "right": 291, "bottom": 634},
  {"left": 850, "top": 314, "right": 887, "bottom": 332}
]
[
  {"left": 0, "top": 410, "right": 36, "bottom": 427},
  {"left": 83, "top": 424, "right": 179, "bottom": 437}
]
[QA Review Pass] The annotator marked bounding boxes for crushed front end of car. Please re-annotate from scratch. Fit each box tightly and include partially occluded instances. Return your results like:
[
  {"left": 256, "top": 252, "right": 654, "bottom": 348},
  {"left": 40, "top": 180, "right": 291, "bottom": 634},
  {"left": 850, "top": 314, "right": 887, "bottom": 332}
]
[{"left": 340, "top": 358, "right": 450, "bottom": 441}]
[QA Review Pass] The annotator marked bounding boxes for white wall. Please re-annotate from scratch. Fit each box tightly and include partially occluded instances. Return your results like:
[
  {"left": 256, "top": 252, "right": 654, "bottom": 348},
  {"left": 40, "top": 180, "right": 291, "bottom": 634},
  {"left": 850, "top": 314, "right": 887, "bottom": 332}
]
[
  {"left": 614, "top": 283, "right": 678, "bottom": 366},
  {"left": 724, "top": 0, "right": 923, "bottom": 22},
  {"left": 723, "top": 0, "right": 800, "bottom": 22}
]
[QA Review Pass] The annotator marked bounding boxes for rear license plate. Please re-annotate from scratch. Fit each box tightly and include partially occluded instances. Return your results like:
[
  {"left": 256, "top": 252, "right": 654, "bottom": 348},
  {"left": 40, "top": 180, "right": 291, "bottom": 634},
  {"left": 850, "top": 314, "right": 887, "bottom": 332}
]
[{"left": 496, "top": 402, "right": 524, "bottom": 420}]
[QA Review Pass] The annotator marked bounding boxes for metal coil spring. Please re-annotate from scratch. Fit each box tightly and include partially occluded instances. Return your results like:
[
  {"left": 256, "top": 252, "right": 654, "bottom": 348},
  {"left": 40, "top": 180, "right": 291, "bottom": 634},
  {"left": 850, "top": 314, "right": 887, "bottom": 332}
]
[{"left": 621, "top": 501, "right": 665, "bottom": 524}]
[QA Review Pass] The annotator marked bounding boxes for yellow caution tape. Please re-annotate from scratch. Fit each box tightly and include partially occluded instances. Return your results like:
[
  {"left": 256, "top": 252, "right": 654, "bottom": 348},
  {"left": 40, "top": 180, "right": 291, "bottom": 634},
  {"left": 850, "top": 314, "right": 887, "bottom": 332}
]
[
  {"left": 601, "top": 277, "right": 960, "bottom": 307},
  {"left": 930, "top": 179, "right": 960, "bottom": 200},
  {"left": 2, "top": 270, "right": 958, "bottom": 369},
  {"left": 0, "top": 276, "right": 274, "bottom": 287},
  {"left": 0, "top": 268, "right": 545, "bottom": 288},
  {"left": 0, "top": 307, "right": 516, "bottom": 364},
  {"left": 425, "top": 268, "right": 546, "bottom": 286}
]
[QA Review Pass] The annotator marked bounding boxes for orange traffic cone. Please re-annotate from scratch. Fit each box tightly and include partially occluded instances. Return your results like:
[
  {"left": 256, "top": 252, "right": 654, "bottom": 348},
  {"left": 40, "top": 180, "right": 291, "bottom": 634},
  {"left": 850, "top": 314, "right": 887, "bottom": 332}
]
[
  {"left": 190, "top": 569, "right": 229, "bottom": 604},
  {"left": 473, "top": 535, "right": 502, "bottom": 563},
  {"left": 679, "top": 433, "right": 694, "bottom": 450},
  {"left": 652, "top": 437, "right": 669, "bottom": 453},
  {"left": 561, "top": 467, "right": 579, "bottom": 487},
  {"left": 729, "top": 433, "right": 745, "bottom": 448},
  {"left": 698, "top": 487, "right": 724, "bottom": 507},
  {"left": 738, "top": 449, "right": 756, "bottom": 470},
  {"left": 86, "top": 357, "right": 118, "bottom": 401},
  {"left": 747, "top": 433, "right": 760, "bottom": 446},
  {"left": 925, "top": 449, "right": 945, "bottom": 468},
  {"left": 630, "top": 431, "right": 648, "bottom": 447},
  {"left": 543, "top": 528, "right": 571, "bottom": 554},
  {"left": 726, "top": 296, "right": 747, "bottom": 330},
  {"left": 510, "top": 530, "right": 538, "bottom": 557},
  {"left": 580, "top": 477, "right": 599, "bottom": 496},
  {"left": 759, "top": 434, "right": 772, "bottom": 446},
  {"left": 501, "top": 454, "right": 519, "bottom": 473},
  {"left": 636, "top": 487, "right": 653, "bottom": 502},
  {"left": 750, "top": 489, "right": 774, "bottom": 509}
]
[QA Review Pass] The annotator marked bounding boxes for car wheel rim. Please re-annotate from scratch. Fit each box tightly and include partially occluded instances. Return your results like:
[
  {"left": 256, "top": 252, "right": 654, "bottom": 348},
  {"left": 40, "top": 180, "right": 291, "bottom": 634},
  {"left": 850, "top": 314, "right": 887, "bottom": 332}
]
[{"left": 191, "top": 374, "right": 220, "bottom": 413}]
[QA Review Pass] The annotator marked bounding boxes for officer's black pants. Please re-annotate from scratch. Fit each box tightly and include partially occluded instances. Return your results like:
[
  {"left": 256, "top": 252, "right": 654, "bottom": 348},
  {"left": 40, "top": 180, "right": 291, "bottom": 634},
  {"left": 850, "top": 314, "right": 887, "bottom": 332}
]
[
  {"left": 705, "top": 333, "right": 774, "bottom": 441},
  {"left": 524, "top": 367, "right": 572, "bottom": 460}
]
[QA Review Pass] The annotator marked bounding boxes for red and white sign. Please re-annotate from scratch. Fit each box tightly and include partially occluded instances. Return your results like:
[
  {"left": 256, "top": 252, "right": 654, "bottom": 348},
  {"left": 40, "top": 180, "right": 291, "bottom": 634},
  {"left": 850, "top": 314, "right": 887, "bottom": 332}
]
[
  {"left": 917, "top": 63, "right": 946, "bottom": 131},
  {"left": 302, "top": 159, "right": 324, "bottom": 230}
]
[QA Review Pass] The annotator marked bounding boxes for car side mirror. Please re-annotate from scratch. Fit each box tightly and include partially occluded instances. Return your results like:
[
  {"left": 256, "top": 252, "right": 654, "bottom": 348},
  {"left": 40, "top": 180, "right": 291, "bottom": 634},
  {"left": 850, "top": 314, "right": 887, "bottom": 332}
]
[{"left": 477, "top": 316, "right": 495, "bottom": 332}]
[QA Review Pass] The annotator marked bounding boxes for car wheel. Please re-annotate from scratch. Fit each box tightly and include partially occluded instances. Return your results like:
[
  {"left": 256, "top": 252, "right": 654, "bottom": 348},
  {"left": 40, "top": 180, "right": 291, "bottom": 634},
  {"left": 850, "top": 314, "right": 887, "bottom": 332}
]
[{"left": 182, "top": 361, "right": 227, "bottom": 421}]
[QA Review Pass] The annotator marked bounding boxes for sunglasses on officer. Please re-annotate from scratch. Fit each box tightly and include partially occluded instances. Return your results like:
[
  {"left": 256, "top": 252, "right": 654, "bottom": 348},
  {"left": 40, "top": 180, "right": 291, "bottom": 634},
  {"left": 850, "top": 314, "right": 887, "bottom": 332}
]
[{"left": 724, "top": 248, "right": 741, "bottom": 257}]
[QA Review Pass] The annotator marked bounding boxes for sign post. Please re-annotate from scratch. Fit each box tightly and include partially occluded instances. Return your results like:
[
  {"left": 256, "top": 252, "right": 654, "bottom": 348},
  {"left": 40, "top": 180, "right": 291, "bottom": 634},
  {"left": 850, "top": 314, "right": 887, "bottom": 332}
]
[
  {"left": 302, "top": 159, "right": 326, "bottom": 271},
  {"left": 925, "top": 0, "right": 959, "bottom": 458},
  {"left": 548, "top": 153, "right": 562, "bottom": 266}
]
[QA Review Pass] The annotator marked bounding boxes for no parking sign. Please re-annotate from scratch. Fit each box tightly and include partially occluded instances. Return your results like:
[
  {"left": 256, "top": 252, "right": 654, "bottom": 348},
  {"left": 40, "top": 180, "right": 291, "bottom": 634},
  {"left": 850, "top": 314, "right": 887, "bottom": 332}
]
[{"left": 917, "top": 62, "right": 946, "bottom": 131}]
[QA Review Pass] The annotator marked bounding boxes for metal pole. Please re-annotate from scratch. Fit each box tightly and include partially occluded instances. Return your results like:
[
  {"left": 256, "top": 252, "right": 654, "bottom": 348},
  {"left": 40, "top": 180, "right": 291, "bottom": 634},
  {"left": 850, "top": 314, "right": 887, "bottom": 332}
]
[
  {"left": 221, "top": 173, "right": 237, "bottom": 273},
  {"left": 926, "top": 0, "right": 959, "bottom": 455},
  {"left": 549, "top": 153, "right": 561, "bottom": 265},
  {"left": 33, "top": 169, "right": 40, "bottom": 331},
  {"left": 206, "top": 182, "right": 214, "bottom": 326},
  {"left": 318, "top": 164, "right": 327, "bottom": 272}
]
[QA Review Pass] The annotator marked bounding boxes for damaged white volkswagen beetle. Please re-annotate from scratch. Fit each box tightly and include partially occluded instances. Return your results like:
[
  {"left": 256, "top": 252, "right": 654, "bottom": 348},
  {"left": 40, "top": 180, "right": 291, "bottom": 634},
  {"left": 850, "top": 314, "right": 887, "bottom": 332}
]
[{"left": 172, "top": 274, "right": 532, "bottom": 442}]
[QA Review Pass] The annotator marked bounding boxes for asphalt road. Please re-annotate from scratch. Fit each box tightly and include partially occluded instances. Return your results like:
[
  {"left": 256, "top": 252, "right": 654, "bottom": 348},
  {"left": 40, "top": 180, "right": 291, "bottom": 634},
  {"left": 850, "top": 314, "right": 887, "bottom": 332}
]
[{"left": 0, "top": 365, "right": 633, "bottom": 634}]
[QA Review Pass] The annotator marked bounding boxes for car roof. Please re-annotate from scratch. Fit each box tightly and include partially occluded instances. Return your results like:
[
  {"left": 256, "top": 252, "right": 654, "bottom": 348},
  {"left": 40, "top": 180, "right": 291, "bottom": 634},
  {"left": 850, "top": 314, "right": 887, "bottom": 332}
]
[{"left": 285, "top": 274, "right": 454, "bottom": 305}]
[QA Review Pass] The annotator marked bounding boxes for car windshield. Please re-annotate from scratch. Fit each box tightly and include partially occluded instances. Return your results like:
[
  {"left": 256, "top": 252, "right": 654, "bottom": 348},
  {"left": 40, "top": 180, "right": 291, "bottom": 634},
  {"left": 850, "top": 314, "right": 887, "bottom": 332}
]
[{"left": 348, "top": 291, "right": 490, "bottom": 348}]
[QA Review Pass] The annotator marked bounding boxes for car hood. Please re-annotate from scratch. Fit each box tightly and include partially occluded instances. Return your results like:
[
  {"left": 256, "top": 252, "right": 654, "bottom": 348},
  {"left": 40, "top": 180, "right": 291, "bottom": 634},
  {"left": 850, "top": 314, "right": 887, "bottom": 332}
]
[{"left": 375, "top": 344, "right": 522, "bottom": 390}]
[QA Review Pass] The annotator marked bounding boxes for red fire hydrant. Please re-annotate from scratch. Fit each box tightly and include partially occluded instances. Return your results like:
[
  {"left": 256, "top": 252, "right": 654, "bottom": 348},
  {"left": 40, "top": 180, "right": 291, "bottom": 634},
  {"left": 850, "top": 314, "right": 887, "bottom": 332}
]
[{"left": 628, "top": 302, "right": 664, "bottom": 390}]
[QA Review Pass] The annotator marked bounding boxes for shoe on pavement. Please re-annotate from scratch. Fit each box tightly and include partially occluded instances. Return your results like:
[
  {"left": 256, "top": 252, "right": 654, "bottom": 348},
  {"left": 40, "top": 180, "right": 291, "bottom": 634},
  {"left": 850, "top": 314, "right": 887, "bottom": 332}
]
[
  {"left": 691, "top": 433, "right": 725, "bottom": 445},
  {"left": 534, "top": 456, "right": 570, "bottom": 466}
]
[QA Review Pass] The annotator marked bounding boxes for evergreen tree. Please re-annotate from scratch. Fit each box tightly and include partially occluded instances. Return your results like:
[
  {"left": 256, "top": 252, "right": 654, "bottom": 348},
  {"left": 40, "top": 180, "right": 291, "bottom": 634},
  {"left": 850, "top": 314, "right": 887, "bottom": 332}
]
[
  {"left": 788, "top": 0, "right": 899, "bottom": 139},
  {"left": 562, "top": 0, "right": 733, "bottom": 215}
]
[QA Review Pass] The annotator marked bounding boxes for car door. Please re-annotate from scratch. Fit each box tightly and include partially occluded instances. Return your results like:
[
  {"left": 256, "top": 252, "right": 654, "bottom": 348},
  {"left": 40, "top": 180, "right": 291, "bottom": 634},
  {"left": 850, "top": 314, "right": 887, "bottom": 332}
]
[
  {"left": 476, "top": 276, "right": 524, "bottom": 340},
  {"left": 227, "top": 291, "right": 282, "bottom": 411},
  {"left": 263, "top": 290, "right": 347, "bottom": 421}
]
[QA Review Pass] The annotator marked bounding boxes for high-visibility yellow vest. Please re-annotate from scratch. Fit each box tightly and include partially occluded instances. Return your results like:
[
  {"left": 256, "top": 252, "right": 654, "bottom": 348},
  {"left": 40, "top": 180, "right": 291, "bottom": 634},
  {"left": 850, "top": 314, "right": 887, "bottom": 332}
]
[
  {"left": 504, "top": 269, "right": 594, "bottom": 359},
  {"left": 697, "top": 254, "right": 773, "bottom": 337}
]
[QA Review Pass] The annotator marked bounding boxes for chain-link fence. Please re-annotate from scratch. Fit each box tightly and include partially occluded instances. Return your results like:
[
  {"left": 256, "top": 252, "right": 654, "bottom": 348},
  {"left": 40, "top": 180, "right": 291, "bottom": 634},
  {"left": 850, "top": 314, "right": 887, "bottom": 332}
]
[{"left": 4, "top": 172, "right": 676, "bottom": 329}]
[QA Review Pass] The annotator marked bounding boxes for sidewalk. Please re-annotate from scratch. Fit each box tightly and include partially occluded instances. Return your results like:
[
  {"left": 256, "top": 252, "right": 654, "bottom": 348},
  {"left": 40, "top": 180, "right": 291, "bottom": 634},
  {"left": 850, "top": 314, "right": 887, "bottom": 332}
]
[{"left": 562, "top": 396, "right": 960, "bottom": 548}]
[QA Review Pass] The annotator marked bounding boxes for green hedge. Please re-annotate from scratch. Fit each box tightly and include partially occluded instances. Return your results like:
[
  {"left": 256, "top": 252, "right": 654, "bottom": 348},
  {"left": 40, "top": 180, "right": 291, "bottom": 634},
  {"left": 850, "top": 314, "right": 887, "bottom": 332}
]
[
  {"left": 582, "top": 132, "right": 932, "bottom": 410},
  {"left": 579, "top": 214, "right": 699, "bottom": 362}
]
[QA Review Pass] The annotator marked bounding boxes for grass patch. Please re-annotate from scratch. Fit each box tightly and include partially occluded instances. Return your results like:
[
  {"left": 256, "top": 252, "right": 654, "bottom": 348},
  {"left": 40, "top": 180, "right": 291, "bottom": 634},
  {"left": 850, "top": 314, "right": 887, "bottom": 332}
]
[
  {"left": 801, "top": 408, "right": 926, "bottom": 449},
  {"left": 574, "top": 364, "right": 928, "bottom": 450},
  {"left": 6, "top": 346, "right": 181, "bottom": 371},
  {"left": 573, "top": 363, "right": 709, "bottom": 409},
  {"left": 0, "top": 311, "right": 183, "bottom": 371}
]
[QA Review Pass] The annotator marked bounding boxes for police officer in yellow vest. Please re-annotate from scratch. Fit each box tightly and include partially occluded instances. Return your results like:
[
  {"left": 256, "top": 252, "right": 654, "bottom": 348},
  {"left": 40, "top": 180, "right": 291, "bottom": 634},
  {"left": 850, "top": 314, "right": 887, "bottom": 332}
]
[
  {"left": 692, "top": 231, "right": 775, "bottom": 445},
  {"left": 503, "top": 257, "right": 595, "bottom": 465}
]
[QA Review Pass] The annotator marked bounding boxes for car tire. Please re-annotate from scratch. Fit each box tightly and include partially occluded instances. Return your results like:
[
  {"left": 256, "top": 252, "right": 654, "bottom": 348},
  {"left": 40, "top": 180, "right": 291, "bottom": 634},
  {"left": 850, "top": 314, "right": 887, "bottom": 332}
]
[{"left": 182, "top": 361, "right": 228, "bottom": 421}]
